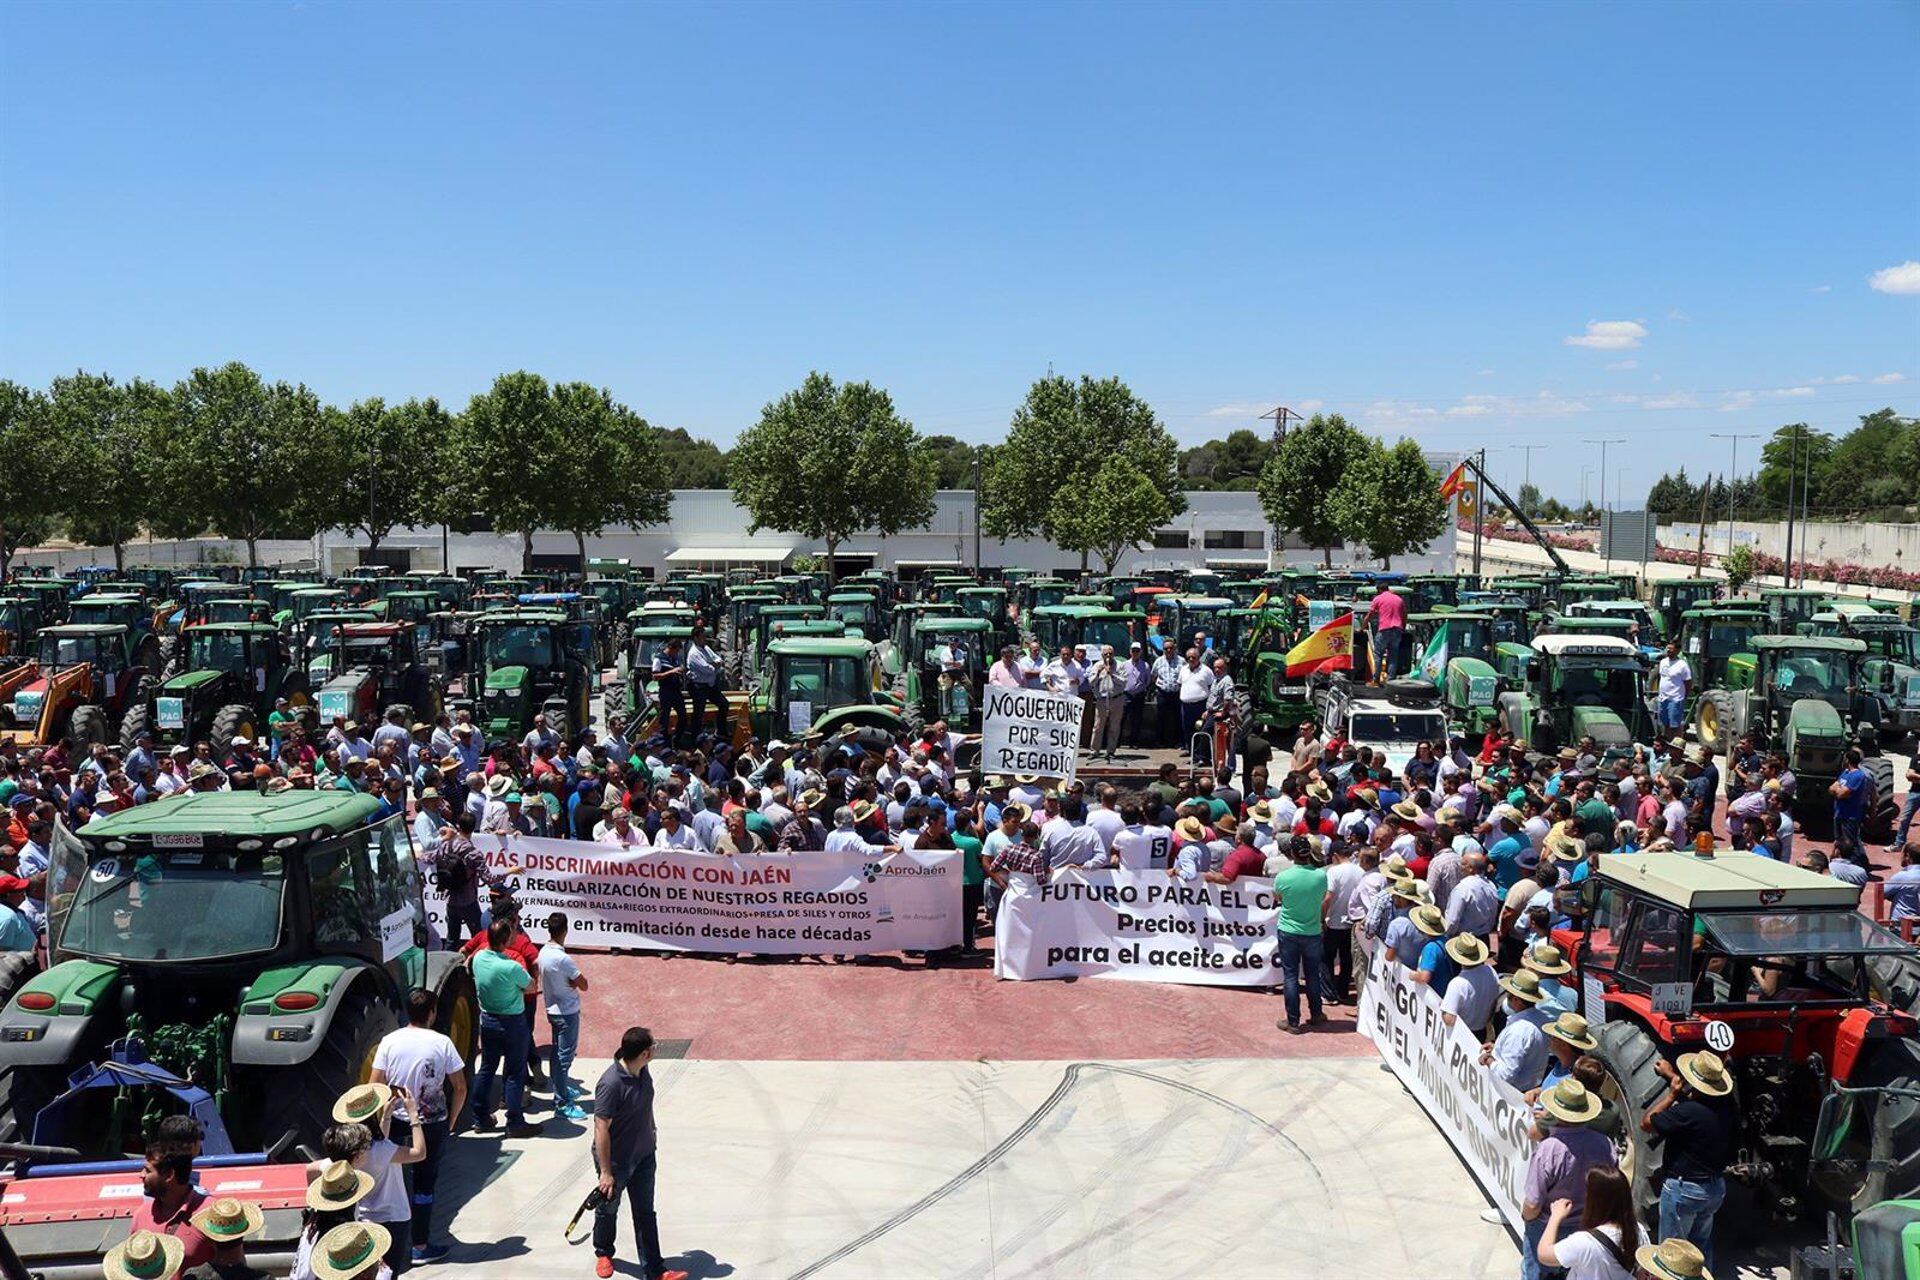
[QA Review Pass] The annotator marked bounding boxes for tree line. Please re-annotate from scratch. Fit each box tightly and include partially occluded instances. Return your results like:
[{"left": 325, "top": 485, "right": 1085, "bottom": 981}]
[
  {"left": 1642, "top": 408, "right": 1918, "bottom": 521},
  {"left": 0, "top": 364, "right": 1449, "bottom": 583}
]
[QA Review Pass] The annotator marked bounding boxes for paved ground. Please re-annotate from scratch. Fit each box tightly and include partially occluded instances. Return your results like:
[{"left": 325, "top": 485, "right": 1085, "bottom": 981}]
[{"left": 418, "top": 1056, "right": 1518, "bottom": 1280}]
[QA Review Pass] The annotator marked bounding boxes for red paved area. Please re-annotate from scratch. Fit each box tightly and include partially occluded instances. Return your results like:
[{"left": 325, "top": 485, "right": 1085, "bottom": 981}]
[{"left": 570, "top": 948, "right": 1371, "bottom": 1061}]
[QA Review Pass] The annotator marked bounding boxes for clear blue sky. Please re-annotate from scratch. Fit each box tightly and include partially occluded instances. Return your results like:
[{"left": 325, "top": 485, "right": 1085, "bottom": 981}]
[{"left": 3, "top": 1, "right": 1916, "bottom": 505}]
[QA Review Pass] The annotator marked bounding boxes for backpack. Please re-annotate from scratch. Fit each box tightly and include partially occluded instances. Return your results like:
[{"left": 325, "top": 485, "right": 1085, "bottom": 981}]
[{"left": 433, "top": 841, "right": 471, "bottom": 896}]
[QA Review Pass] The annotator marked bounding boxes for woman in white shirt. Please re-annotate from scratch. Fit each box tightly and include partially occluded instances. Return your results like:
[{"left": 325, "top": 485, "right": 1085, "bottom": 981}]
[{"left": 1535, "top": 1166, "right": 1637, "bottom": 1280}]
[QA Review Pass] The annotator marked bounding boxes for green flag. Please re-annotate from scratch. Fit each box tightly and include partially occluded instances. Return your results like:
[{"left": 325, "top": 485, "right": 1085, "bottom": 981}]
[{"left": 1417, "top": 627, "right": 1448, "bottom": 687}]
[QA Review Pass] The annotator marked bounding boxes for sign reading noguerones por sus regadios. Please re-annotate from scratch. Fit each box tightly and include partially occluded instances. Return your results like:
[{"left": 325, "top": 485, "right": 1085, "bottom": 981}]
[{"left": 979, "top": 686, "right": 1086, "bottom": 783}]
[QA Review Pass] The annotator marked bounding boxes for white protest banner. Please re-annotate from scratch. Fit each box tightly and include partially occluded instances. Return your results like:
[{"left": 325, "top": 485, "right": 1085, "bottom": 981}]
[
  {"left": 1356, "top": 944, "right": 1531, "bottom": 1233},
  {"left": 992, "top": 868, "right": 1279, "bottom": 987},
  {"left": 424, "top": 835, "right": 961, "bottom": 955},
  {"left": 979, "top": 685, "right": 1085, "bottom": 784}
]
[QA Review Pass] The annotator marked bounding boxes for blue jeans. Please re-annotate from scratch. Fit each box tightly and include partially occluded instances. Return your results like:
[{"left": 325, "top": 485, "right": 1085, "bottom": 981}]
[
  {"left": 473, "top": 1010, "right": 528, "bottom": 1127},
  {"left": 1520, "top": 1214, "right": 1565, "bottom": 1280},
  {"left": 1375, "top": 627, "right": 1401, "bottom": 679},
  {"left": 1834, "top": 815, "right": 1865, "bottom": 863},
  {"left": 547, "top": 1010, "right": 580, "bottom": 1100},
  {"left": 1277, "top": 930, "right": 1325, "bottom": 1027},
  {"left": 1658, "top": 1175, "right": 1725, "bottom": 1273},
  {"left": 1895, "top": 790, "right": 1920, "bottom": 847},
  {"left": 1659, "top": 696, "right": 1685, "bottom": 729},
  {"left": 593, "top": 1149, "right": 664, "bottom": 1274}
]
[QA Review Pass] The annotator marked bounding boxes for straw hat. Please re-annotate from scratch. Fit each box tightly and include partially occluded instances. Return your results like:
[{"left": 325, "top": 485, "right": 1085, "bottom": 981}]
[
  {"left": 1391, "top": 799, "right": 1423, "bottom": 823},
  {"left": 1382, "top": 854, "right": 1411, "bottom": 878},
  {"left": 486, "top": 775, "right": 512, "bottom": 798},
  {"left": 1540, "top": 1077, "right": 1603, "bottom": 1125},
  {"left": 307, "top": 1159, "right": 375, "bottom": 1212},
  {"left": 103, "top": 1231, "right": 184, "bottom": 1280},
  {"left": 850, "top": 800, "right": 878, "bottom": 823},
  {"left": 1498, "top": 969, "right": 1544, "bottom": 1004},
  {"left": 331, "top": 1082, "right": 392, "bottom": 1126},
  {"left": 1000, "top": 801, "right": 1030, "bottom": 823},
  {"left": 1544, "top": 1012, "right": 1599, "bottom": 1052},
  {"left": 190, "top": 1196, "right": 265, "bottom": 1243},
  {"left": 1635, "top": 1238, "right": 1715, "bottom": 1280},
  {"left": 1247, "top": 800, "right": 1273, "bottom": 824},
  {"left": 800, "top": 789, "right": 826, "bottom": 810},
  {"left": 1677, "top": 1049, "right": 1735, "bottom": 1098},
  {"left": 1214, "top": 814, "right": 1239, "bottom": 836},
  {"left": 1306, "top": 780, "right": 1332, "bottom": 803},
  {"left": 1522, "top": 941, "right": 1573, "bottom": 976},
  {"left": 1176, "top": 816, "right": 1208, "bottom": 842},
  {"left": 311, "top": 1222, "right": 394, "bottom": 1280},
  {"left": 1410, "top": 903, "right": 1446, "bottom": 938},
  {"left": 1444, "top": 934, "right": 1489, "bottom": 968},
  {"left": 1388, "top": 876, "right": 1423, "bottom": 903}
]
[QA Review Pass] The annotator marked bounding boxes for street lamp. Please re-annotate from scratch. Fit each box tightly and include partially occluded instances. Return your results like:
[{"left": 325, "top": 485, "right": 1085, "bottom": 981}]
[
  {"left": 1709, "top": 432, "right": 1757, "bottom": 556},
  {"left": 1583, "top": 439, "right": 1626, "bottom": 512}
]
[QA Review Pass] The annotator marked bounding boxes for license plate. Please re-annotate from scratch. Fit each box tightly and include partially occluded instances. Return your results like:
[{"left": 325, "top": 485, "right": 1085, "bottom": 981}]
[
  {"left": 156, "top": 697, "right": 185, "bottom": 730},
  {"left": 153, "top": 833, "right": 204, "bottom": 849}
]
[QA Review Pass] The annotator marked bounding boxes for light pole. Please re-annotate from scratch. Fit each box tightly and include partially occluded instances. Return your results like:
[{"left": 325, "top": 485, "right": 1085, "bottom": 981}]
[
  {"left": 1709, "top": 432, "right": 1757, "bottom": 557},
  {"left": 1583, "top": 439, "right": 1625, "bottom": 513},
  {"left": 1580, "top": 467, "right": 1593, "bottom": 511}
]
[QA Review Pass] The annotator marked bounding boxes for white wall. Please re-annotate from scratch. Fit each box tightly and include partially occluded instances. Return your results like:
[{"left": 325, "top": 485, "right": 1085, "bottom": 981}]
[{"left": 1664, "top": 519, "right": 1920, "bottom": 568}]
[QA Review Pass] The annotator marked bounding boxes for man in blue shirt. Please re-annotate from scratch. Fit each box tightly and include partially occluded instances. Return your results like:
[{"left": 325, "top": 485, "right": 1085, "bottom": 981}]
[
  {"left": 1885, "top": 842, "right": 1920, "bottom": 923},
  {"left": 1830, "top": 747, "right": 1872, "bottom": 868},
  {"left": 0, "top": 876, "right": 38, "bottom": 952},
  {"left": 1486, "top": 815, "right": 1530, "bottom": 893}
]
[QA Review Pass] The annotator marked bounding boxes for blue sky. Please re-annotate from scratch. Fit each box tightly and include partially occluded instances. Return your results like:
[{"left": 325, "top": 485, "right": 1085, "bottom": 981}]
[{"left": 3, "top": 1, "right": 1916, "bottom": 505}]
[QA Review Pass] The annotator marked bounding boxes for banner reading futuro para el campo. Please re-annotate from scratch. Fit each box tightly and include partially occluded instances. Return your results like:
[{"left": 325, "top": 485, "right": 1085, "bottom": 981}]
[
  {"left": 992, "top": 868, "right": 1280, "bottom": 986},
  {"left": 1356, "top": 943, "right": 1532, "bottom": 1233},
  {"left": 424, "top": 834, "right": 962, "bottom": 954}
]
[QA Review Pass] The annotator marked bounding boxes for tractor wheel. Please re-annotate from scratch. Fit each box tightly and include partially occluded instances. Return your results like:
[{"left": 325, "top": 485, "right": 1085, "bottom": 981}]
[
  {"left": 900, "top": 704, "right": 924, "bottom": 741},
  {"left": 1834, "top": 1037, "right": 1920, "bottom": 1211},
  {"left": 1867, "top": 952, "right": 1920, "bottom": 1019},
  {"left": 547, "top": 708, "right": 569, "bottom": 743},
  {"left": 67, "top": 705, "right": 110, "bottom": 754},
  {"left": 826, "top": 725, "right": 896, "bottom": 756},
  {"left": 1695, "top": 690, "right": 1736, "bottom": 754},
  {"left": 432, "top": 966, "right": 480, "bottom": 1069},
  {"left": 1593, "top": 1019, "right": 1670, "bottom": 1230},
  {"left": 1863, "top": 756, "right": 1897, "bottom": 842},
  {"left": 4, "top": 1064, "right": 67, "bottom": 1148},
  {"left": 250, "top": 983, "right": 400, "bottom": 1153},
  {"left": 157, "top": 634, "right": 181, "bottom": 679},
  {"left": 0, "top": 951, "right": 38, "bottom": 1017},
  {"left": 119, "top": 702, "right": 154, "bottom": 751},
  {"left": 210, "top": 704, "right": 257, "bottom": 751}
]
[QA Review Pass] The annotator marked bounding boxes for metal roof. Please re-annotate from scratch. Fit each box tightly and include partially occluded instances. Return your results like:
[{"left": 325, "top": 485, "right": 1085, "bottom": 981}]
[
  {"left": 1530, "top": 634, "right": 1639, "bottom": 658},
  {"left": 1750, "top": 635, "right": 1866, "bottom": 653},
  {"left": 82, "top": 790, "right": 382, "bottom": 839},
  {"left": 1597, "top": 850, "right": 1860, "bottom": 909}
]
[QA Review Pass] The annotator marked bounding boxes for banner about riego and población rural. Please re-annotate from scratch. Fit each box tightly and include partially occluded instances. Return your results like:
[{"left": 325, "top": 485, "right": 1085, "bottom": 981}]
[
  {"left": 979, "top": 686, "right": 1085, "bottom": 783},
  {"left": 1356, "top": 944, "right": 1532, "bottom": 1233},
  {"left": 992, "top": 868, "right": 1280, "bottom": 986},
  {"left": 423, "top": 834, "right": 962, "bottom": 955}
]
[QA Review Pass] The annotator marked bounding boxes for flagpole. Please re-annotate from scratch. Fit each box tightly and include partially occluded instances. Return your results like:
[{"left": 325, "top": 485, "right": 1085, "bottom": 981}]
[{"left": 1471, "top": 449, "right": 1485, "bottom": 582}]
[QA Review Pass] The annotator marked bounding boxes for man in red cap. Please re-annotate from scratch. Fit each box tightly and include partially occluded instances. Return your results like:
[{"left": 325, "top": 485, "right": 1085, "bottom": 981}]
[{"left": 0, "top": 874, "right": 35, "bottom": 952}]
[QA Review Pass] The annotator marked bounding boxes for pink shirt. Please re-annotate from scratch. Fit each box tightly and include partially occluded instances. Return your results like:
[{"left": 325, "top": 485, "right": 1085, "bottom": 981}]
[{"left": 1370, "top": 589, "right": 1406, "bottom": 631}]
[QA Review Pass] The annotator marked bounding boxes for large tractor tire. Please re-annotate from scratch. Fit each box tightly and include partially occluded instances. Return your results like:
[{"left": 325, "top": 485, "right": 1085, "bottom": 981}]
[
  {"left": 826, "top": 725, "right": 896, "bottom": 756},
  {"left": 1862, "top": 756, "right": 1898, "bottom": 842},
  {"left": 1593, "top": 1019, "right": 1670, "bottom": 1229},
  {"left": 157, "top": 634, "right": 181, "bottom": 679},
  {"left": 1833, "top": 1037, "right": 1920, "bottom": 1212},
  {"left": 119, "top": 701, "right": 154, "bottom": 751},
  {"left": 1694, "top": 690, "right": 1737, "bottom": 755},
  {"left": 432, "top": 966, "right": 481, "bottom": 1069},
  {"left": 251, "top": 983, "right": 400, "bottom": 1153},
  {"left": 66, "top": 705, "right": 111, "bottom": 754},
  {"left": 900, "top": 703, "right": 925, "bottom": 742},
  {"left": 546, "top": 707, "right": 570, "bottom": 744},
  {"left": 210, "top": 704, "right": 257, "bottom": 751}
]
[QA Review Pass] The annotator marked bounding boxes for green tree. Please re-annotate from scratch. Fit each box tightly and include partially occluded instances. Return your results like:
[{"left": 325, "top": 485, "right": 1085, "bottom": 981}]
[
  {"left": 655, "top": 427, "right": 731, "bottom": 488},
  {"left": 1821, "top": 408, "right": 1917, "bottom": 510},
  {"left": 1755, "top": 423, "right": 1834, "bottom": 511},
  {"left": 980, "top": 374, "right": 1184, "bottom": 569},
  {"left": 1328, "top": 436, "right": 1449, "bottom": 568},
  {"left": 0, "top": 381, "right": 56, "bottom": 578},
  {"left": 455, "top": 372, "right": 563, "bottom": 569},
  {"left": 1514, "top": 482, "right": 1545, "bottom": 519},
  {"left": 1722, "top": 543, "right": 1758, "bottom": 592},
  {"left": 168, "top": 363, "right": 333, "bottom": 566},
  {"left": 321, "top": 396, "right": 454, "bottom": 556},
  {"left": 729, "top": 372, "right": 936, "bottom": 586},
  {"left": 46, "top": 371, "right": 171, "bottom": 569},
  {"left": 1179, "top": 428, "right": 1272, "bottom": 491},
  {"left": 1256, "top": 412, "right": 1370, "bottom": 566},
  {"left": 1047, "top": 459, "right": 1168, "bottom": 574},
  {"left": 543, "top": 382, "right": 674, "bottom": 563},
  {"left": 920, "top": 435, "right": 982, "bottom": 489},
  {"left": 1645, "top": 468, "right": 1701, "bottom": 518}
]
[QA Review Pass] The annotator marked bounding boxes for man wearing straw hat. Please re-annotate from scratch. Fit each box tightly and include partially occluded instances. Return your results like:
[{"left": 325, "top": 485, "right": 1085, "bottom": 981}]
[
  {"left": 1436, "top": 934, "right": 1498, "bottom": 1037},
  {"left": 188, "top": 1196, "right": 265, "bottom": 1277},
  {"left": 1641, "top": 1049, "right": 1736, "bottom": 1272},
  {"left": 1520, "top": 1077, "right": 1615, "bottom": 1280},
  {"left": 1481, "top": 968, "right": 1552, "bottom": 1090},
  {"left": 1636, "top": 1238, "right": 1715, "bottom": 1280},
  {"left": 309, "top": 1221, "right": 393, "bottom": 1280},
  {"left": 104, "top": 1230, "right": 185, "bottom": 1280}
]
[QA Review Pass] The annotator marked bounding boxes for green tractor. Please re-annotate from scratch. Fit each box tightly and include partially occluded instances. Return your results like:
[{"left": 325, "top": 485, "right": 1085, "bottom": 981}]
[
  {"left": 824, "top": 590, "right": 883, "bottom": 643},
  {"left": 1406, "top": 610, "right": 1515, "bottom": 740},
  {"left": 314, "top": 622, "right": 446, "bottom": 732},
  {"left": 464, "top": 609, "right": 593, "bottom": 742},
  {"left": 901, "top": 616, "right": 995, "bottom": 732},
  {"left": 1647, "top": 576, "right": 1722, "bottom": 642},
  {"left": 1808, "top": 604, "right": 1920, "bottom": 741},
  {"left": 0, "top": 593, "right": 52, "bottom": 669},
  {"left": 1029, "top": 604, "right": 1145, "bottom": 664},
  {"left": 1497, "top": 635, "right": 1653, "bottom": 754},
  {"left": 121, "top": 622, "right": 313, "bottom": 749},
  {"left": 0, "top": 792, "right": 479, "bottom": 1155},
  {"left": 297, "top": 608, "right": 380, "bottom": 687},
  {"left": 738, "top": 603, "right": 826, "bottom": 684},
  {"left": 1692, "top": 635, "right": 1896, "bottom": 836},
  {"left": 749, "top": 636, "right": 908, "bottom": 747},
  {"left": 623, "top": 621, "right": 693, "bottom": 721},
  {"left": 1758, "top": 586, "right": 1834, "bottom": 636},
  {"left": 955, "top": 586, "right": 1012, "bottom": 645},
  {"left": 880, "top": 601, "right": 961, "bottom": 682},
  {"left": 1557, "top": 598, "right": 1662, "bottom": 662},
  {"left": 1675, "top": 604, "right": 1769, "bottom": 718}
]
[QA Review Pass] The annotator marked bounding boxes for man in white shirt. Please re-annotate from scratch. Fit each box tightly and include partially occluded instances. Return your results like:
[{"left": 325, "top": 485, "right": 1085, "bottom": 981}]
[
  {"left": 1176, "top": 649, "right": 1214, "bottom": 755},
  {"left": 1653, "top": 641, "right": 1693, "bottom": 732},
  {"left": 1110, "top": 800, "right": 1171, "bottom": 870},
  {"left": 1085, "top": 784, "right": 1126, "bottom": 851},
  {"left": 1150, "top": 647, "right": 1184, "bottom": 748},
  {"left": 369, "top": 990, "right": 469, "bottom": 1261},
  {"left": 536, "top": 912, "right": 591, "bottom": 1120},
  {"left": 825, "top": 806, "right": 900, "bottom": 857},
  {"left": 1039, "top": 797, "right": 1108, "bottom": 872},
  {"left": 685, "top": 625, "right": 724, "bottom": 741},
  {"left": 1041, "top": 646, "right": 1085, "bottom": 698},
  {"left": 1016, "top": 640, "right": 1046, "bottom": 689},
  {"left": 652, "top": 806, "right": 702, "bottom": 850}
]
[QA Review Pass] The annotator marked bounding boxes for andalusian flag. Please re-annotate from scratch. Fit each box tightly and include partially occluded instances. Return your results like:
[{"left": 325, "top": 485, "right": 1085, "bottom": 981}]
[
  {"left": 1438, "top": 459, "right": 1469, "bottom": 501},
  {"left": 1418, "top": 627, "right": 1449, "bottom": 687},
  {"left": 1284, "top": 612, "right": 1355, "bottom": 677}
]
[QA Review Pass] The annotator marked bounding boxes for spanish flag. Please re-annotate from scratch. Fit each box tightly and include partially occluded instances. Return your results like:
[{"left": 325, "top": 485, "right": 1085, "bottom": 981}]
[
  {"left": 1438, "top": 459, "right": 1469, "bottom": 501},
  {"left": 1284, "top": 612, "right": 1355, "bottom": 677}
]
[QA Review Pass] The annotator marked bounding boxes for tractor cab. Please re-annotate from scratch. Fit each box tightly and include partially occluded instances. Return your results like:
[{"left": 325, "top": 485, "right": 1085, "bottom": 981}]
[
  {"left": 1693, "top": 636, "right": 1875, "bottom": 767},
  {"left": 905, "top": 617, "right": 995, "bottom": 729},
  {"left": 881, "top": 602, "right": 960, "bottom": 679},
  {"left": 0, "top": 594, "right": 51, "bottom": 663},
  {"left": 1154, "top": 595, "right": 1234, "bottom": 655},
  {"left": 955, "top": 586, "right": 1010, "bottom": 635},
  {"left": 1809, "top": 607, "right": 1920, "bottom": 738},
  {"left": 624, "top": 623, "right": 695, "bottom": 721},
  {"left": 10, "top": 579, "right": 74, "bottom": 625},
  {"left": 1760, "top": 587, "right": 1832, "bottom": 636},
  {"left": 1487, "top": 577, "right": 1546, "bottom": 611},
  {"left": 1561, "top": 599, "right": 1661, "bottom": 660},
  {"left": 1565, "top": 852, "right": 1920, "bottom": 1220},
  {"left": 1017, "top": 578, "right": 1072, "bottom": 616},
  {"left": 120, "top": 565, "right": 177, "bottom": 597},
  {"left": 282, "top": 586, "right": 349, "bottom": 630},
  {"left": 1677, "top": 604, "right": 1769, "bottom": 696},
  {"left": 725, "top": 589, "right": 783, "bottom": 642},
  {"left": 584, "top": 577, "right": 638, "bottom": 627},
  {"left": 742, "top": 604, "right": 827, "bottom": 681},
  {"left": 172, "top": 582, "right": 252, "bottom": 628},
  {"left": 298, "top": 609, "right": 379, "bottom": 685},
  {"left": 1545, "top": 578, "right": 1624, "bottom": 612},
  {"left": 128, "top": 622, "right": 306, "bottom": 748},
  {"left": 187, "top": 594, "right": 274, "bottom": 630},
  {"left": 1403, "top": 574, "right": 1460, "bottom": 614},
  {"left": 317, "top": 622, "right": 442, "bottom": 729},
  {"left": 380, "top": 589, "right": 443, "bottom": 627},
  {"left": 1648, "top": 577, "right": 1722, "bottom": 641},
  {"left": 752, "top": 637, "right": 901, "bottom": 744},
  {"left": 1459, "top": 594, "right": 1535, "bottom": 649},
  {"left": 66, "top": 595, "right": 160, "bottom": 670},
  {"left": 1406, "top": 611, "right": 1507, "bottom": 737},
  {"left": 825, "top": 591, "right": 882, "bottom": 643},
  {"left": 1504, "top": 635, "right": 1651, "bottom": 753},
  {"left": 467, "top": 610, "right": 592, "bottom": 740},
  {"left": 1312, "top": 681, "right": 1448, "bottom": 775}
]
